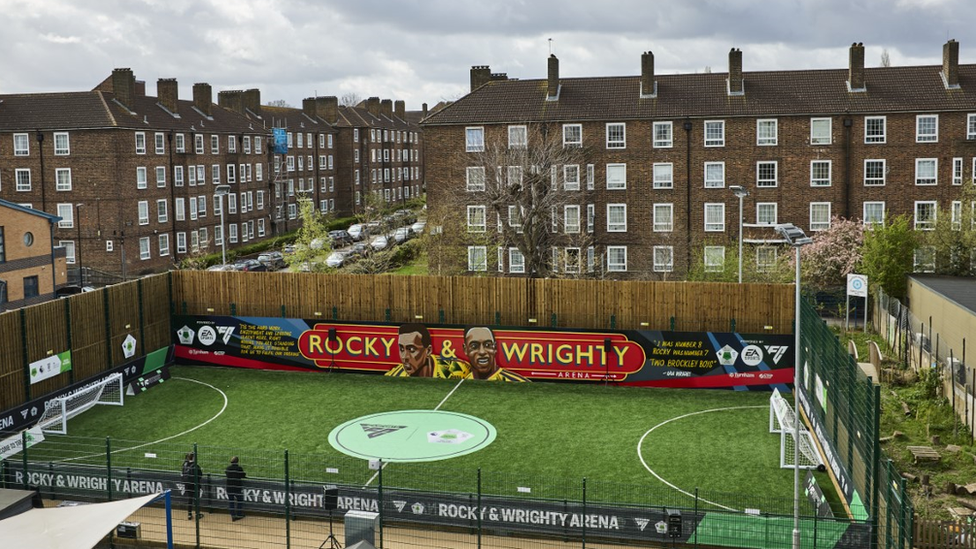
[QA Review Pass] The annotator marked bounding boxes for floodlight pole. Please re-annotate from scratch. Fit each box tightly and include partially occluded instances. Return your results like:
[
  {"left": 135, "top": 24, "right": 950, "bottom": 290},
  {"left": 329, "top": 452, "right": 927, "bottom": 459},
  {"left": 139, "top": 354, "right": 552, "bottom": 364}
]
[
  {"left": 730, "top": 186, "right": 749, "bottom": 283},
  {"left": 774, "top": 223, "right": 811, "bottom": 549}
]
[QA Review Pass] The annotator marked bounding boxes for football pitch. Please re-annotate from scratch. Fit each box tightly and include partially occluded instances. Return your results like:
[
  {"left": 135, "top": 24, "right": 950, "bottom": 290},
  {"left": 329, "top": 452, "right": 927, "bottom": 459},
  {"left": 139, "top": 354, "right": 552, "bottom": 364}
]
[{"left": 57, "top": 364, "right": 808, "bottom": 512}]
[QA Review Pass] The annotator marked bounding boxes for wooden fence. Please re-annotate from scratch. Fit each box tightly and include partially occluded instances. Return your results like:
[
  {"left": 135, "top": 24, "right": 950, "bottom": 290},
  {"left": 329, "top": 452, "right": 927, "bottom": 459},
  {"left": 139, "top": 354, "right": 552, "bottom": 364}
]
[
  {"left": 915, "top": 518, "right": 976, "bottom": 548},
  {"left": 170, "top": 271, "right": 796, "bottom": 333}
]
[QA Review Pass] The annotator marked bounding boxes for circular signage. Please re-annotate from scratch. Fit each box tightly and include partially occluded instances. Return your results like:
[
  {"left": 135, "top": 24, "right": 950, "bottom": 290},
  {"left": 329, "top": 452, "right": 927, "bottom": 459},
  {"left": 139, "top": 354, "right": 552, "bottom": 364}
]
[{"left": 329, "top": 410, "right": 496, "bottom": 462}]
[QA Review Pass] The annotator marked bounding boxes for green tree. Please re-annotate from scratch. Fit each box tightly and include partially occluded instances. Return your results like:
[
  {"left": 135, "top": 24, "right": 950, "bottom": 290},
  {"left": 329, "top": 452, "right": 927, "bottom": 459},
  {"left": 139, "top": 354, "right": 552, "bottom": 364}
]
[
  {"left": 860, "top": 214, "right": 917, "bottom": 299},
  {"left": 285, "top": 196, "right": 331, "bottom": 272},
  {"left": 919, "top": 189, "right": 976, "bottom": 276}
]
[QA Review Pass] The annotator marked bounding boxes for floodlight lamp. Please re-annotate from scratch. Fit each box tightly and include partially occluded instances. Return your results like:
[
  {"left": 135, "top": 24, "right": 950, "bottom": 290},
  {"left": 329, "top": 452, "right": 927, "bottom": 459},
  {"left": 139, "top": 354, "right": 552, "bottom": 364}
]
[
  {"left": 774, "top": 224, "right": 812, "bottom": 247},
  {"left": 729, "top": 185, "right": 749, "bottom": 198}
]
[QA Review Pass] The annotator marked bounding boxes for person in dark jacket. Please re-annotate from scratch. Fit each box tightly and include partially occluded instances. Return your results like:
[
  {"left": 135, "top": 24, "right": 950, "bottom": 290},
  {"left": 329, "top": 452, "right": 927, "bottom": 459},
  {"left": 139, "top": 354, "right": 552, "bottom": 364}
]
[
  {"left": 225, "top": 456, "right": 246, "bottom": 520},
  {"left": 181, "top": 452, "right": 204, "bottom": 520}
]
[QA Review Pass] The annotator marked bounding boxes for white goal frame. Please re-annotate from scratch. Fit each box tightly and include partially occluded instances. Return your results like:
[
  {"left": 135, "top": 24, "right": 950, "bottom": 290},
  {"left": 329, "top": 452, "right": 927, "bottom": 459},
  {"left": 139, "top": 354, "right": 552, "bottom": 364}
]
[
  {"left": 769, "top": 388, "right": 823, "bottom": 470},
  {"left": 36, "top": 372, "right": 125, "bottom": 434}
]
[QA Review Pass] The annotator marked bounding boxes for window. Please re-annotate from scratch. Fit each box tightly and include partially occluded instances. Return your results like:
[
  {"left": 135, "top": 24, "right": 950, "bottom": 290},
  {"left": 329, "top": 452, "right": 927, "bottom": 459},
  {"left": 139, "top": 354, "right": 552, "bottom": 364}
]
[
  {"left": 563, "top": 124, "right": 582, "bottom": 147},
  {"left": 864, "top": 159, "right": 886, "bottom": 186},
  {"left": 15, "top": 169, "right": 31, "bottom": 191},
  {"left": 156, "top": 166, "right": 166, "bottom": 187},
  {"left": 228, "top": 135, "right": 237, "bottom": 153},
  {"left": 756, "top": 203, "right": 778, "bottom": 225},
  {"left": 653, "top": 203, "right": 673, "bottom": 232},
  {"left": 54, "top": 132, "right": 70, "bottom": 155},
  {"left": 914, "top": 201, "right": 937, "bottom": 230},
  {"left": 564, "top": 165, "right": 580, "bottom": 190},
  {"left": 606, "top": 164, "right": 626, "bottom": 190},
  {"left": 155, "top": 132, "right": 165, "bottom": 154},
  {"left": 508, "top": 125, "right": 527, "bottom": 149},
  {"left": 13, "top": 133, "right": 29, "bottom": 156},
  {"left": 465, "top": 127, "right": 484, "bottom": 152},
  {"left": 508, "top": 248, "right": 525, "bottom": 274},
  {"left": 951, "top": 201, "right": 963, "bottom": 230},
  {"left": 564, "top": 205, "right": 580, "bottom": 233},
  {"left": 258, "top": 218, "right": 265, "bottom": 237},
  {"left": 227, "top": 164, "right": 236, "bottom": 184},
  {"left": 863, "top": 202, "right": 885, "bottom": 228},
  {"left": 586, "top": 164, "right": 594, "bottom": 190},
  {"left": 757, "top": 247, "right": 777, "bottom": 272},
  {"left": 468, "top": 246, "right": 487, "bottom": 271},
  {"left": 607, "top": 204, "right": 627, "bottom": 232},
  {"left": 704, "top": 162, "right": 725, "bottom": 188},
  {"left": 607, "top": 246, "right": 627, "bottom": 272},
  {"left": 810, "top": 160, "right": 832, "bottom": 187},
  {"left": 704, "top": 203, "right": 725, "bottom": 232},
  {"left": 228, "top": 194, "right": 237, "bottom": 214},
  {"left": 704, "top": 120, "right": 725, "bottom": 147},
  {"left": 194, "top": 134, "right": 204, "bottom": 154},
  {"left": 136, "top": 167, "right": 147, "bottom": 189},
  {"left": 158, "top": 234, "right": 170, "bottom": 256},
  {"left": 810, "top": 203, "right": 831, "bottom": 231},
  {"left": 915, "top": 159, "right": 937, "bottom": 185},
  {"left": 175, "top": 166, "right": 184, "bottom": 187},
  {"left": 865, "top": 116, "right": 886, "bottom": 143},
  {"left": 606, "top": 123, "right": 626, "bottom": 149},
  {"left": 757, "top": 161, "right": 778, "bottom": 187},
  {"left": 916, "top": 115, "right": 938, "bottom": 143},
  {"left": 212, "top": 164, "right": 221, "bottom": 184},
  {"left": 586, "top": 204, "right": 595, "bottom": 233},
  {"left": 467, "top": 205, "right": 486, "bottom": 232},
  {"left": 757, "top": 119, "right": 778, "bottom": 146},
  {"left": 57, "top": 204, "right": 73, "bottom": 228},
  {"left": 138, "top": 201, "right": 149, "bottom": 225},
  {"left": 953, "top": 157, "right": 963, "bottom": 185},
  {"left": 189, "top": 196, "right": 198, "bottom": 220},
  {"left": 705, "top": 246, "right": 725, "bottom": 272},
  {"left": 55, "top": 168, "right": 72, "bottom": 191},
  {"left": 156, "top": 199, "right": 168, "bottom": 223},
  {"left": 564, "top": 248, "right": 581, "bottom": 274},
  {"left": 0, "top": 228, "right": 5, "bottom": 262},
  {"left": 810, "top": 118, "right": 832, "bottom": 145},
  {"left": 914, "top": 246, "right": 936, "bottom": 273},
  {"left": 60, "top": 240, "right": 75, "bottom": 264},
  {"left": 197, "top": 195, "right": 206, "bottom": 217},
  {"left": 255, "top": 136, "right": 262, "bottom": 154},
  {"left": 176, "top": 198, "right": 185, "bottom": 221},
  {"left": 23, "top": 276, "right": 39, "bottom": 299},
  {"left": 653, "top": 121, "right": 673, "bottom": 148},
  {"left": 211, "top": 135, "right": 219, "bottom": 154},
  {"left": 507, "top": 166, "right": 523, "bottom": 187},
  {"left": 653, "top": 163, "right": 673, "bottom": 189},
  {"left": 139, "top": 237, "right": 150, "bottom": 260},
  {"left": 653, "top": 246, "right": 674, "bottom": 272},
  {"left": 175, "top": 133, "right": 185, "bottom": 153},
  {"left": 135, "top": 132, "right": 146, "bottom": 154},
  {"left": 176, "top": 232, "right": 187, "bottom": 253},
  {"left": 243, "top": 136, "right": 251, "bottom": 153}
]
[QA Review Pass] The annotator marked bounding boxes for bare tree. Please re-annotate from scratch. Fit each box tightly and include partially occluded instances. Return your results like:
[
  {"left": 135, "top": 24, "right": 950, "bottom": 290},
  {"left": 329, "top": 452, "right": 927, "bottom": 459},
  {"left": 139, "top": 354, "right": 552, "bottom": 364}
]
[
  {"left": 266, "top": 99, "right": 292, "bottom": 108},
  {"left": 880, "top": 49, "right": 891, "bottom": 67},
  {"left": 435, "top": 124, "right": 597, "bottom": 278},
  {"left": 340, "top": 92, "right": 362, "bottom": 107}
]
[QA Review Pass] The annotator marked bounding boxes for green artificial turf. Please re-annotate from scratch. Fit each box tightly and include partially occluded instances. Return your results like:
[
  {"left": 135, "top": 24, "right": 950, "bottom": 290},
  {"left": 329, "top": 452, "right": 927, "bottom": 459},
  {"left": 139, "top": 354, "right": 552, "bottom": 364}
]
[{"left": 52, "top": 365, "right": 807, "bottom": 511}]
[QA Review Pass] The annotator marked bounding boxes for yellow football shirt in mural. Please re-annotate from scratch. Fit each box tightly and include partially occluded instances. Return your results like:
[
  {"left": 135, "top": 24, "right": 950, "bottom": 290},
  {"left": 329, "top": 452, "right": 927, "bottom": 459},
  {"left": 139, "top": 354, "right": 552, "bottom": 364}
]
[
  {"left": 465, "top": 368, "right": 530, "bottom": 382},
  {"left": 385, "top": 355, "right": 470, "bottom": 378}
]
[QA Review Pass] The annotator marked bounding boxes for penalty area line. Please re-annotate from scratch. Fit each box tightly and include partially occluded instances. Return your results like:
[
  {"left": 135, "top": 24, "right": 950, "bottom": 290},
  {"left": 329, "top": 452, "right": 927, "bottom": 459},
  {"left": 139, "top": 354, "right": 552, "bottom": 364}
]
[{"left": 637, "top": 405, "right": 766, "bottom": 512}]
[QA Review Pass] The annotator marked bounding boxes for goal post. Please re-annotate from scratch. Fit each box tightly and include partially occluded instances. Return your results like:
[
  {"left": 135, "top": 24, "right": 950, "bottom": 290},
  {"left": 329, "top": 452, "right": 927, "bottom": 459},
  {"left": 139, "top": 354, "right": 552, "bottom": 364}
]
[
  {"left": 36, "top": 372, "right": 125, "bottom": 435},
  {"left": 769, "top": 388, "right": 823, "bottom": 470}
]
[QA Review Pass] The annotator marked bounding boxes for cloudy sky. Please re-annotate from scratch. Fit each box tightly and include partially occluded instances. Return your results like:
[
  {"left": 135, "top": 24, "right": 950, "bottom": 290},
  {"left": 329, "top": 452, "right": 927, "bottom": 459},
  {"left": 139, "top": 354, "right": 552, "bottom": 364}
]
[{"left": 2, "top": 0, "right": 974, "bottom": 111}]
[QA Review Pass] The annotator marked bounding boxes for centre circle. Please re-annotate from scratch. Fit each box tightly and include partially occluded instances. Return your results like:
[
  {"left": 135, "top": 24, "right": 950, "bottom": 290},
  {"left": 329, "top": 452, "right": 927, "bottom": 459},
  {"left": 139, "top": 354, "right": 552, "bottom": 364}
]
[{"left": 328, "top": 410, "right": 497, "bottom": 462}]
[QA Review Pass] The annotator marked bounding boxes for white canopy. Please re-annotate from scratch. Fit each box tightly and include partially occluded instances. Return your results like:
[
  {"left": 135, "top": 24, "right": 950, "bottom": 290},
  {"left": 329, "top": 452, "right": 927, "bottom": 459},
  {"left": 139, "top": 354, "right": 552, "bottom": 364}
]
[{"left": 0, "top": 493, "right": 159, "bottom": 549}]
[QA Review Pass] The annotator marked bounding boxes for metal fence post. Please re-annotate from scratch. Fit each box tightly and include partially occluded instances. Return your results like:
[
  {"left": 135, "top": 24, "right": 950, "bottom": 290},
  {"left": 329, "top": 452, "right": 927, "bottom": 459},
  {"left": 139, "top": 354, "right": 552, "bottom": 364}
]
[
  {"left": 581, "top": 477, "right": 586, "bottom": 549},
  {"left": 285, "top": 449, "right": 291, "bottom": 549},
  {"left": 106, "top": 437, "right": 113, "bottom": 501},
  {"left": 477, "top": 468, "right": 482, "bottom": 549},
  {"left": 378, "top": 458, "right": 384, "bottom": 549},
  {"left": 21, "top": 430, "right": 29, "bottom": 490},
  {"left": 193, "top": 442, "right": 200, "bottom": 549}
]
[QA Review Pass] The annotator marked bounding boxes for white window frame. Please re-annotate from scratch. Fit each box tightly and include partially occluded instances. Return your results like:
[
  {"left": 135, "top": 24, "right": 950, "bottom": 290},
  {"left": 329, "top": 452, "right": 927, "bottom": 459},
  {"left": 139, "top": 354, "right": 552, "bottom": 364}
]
[
  {"left": 156, "top": 166, "right": 166, "bottom": 187},
  {"left": 757, "top": 247, "right": 778, "bottom": 272},
  {"left": 156, "top": 199, "right": 168, "bottom": 223},
  {"left": 606, "top": 163, "right": 627, "bottom": 190},
  {"left": 468, "top": 246, "right": 487, "bottom": 272},
  {"left": 810, "top": 118, "right": 832, "bottom": 145},
  {"left": 155, "top": 132, "right": 165, "bottom": 155},
  {"left": 653, "top": 203, "right": 673, "bottom": 232},
  {"left": 158, "top": 234, "right": 170, "bottom": 257},
  {"left": 606, "top": 123, "right": 626, "bottom": 149},
  {"left": 509, "top": 248, "right": 525, "bottom": 274},
  {"left": 652, "top": 163, "right": 673, "bottom": 189},
  {"left": 55, "top": 168, "right": 72, "bottom": 191},
  {"left": 863, "top": 202, "right": 885, "bottom": 228},
  {"left": 606, "top": 246, "right": 627, "bottom": 272},
  {"left": 951, "top": 200, "right": 962, "bottom": 231},
  {"left": 916, "top": 114, "right": 938, "bottom": 143},
  {"left": 467, "top": 205, "right": 486, "bottom": 233},
  {"left": 756, "top": 203, "right": 778, "bottom": 225},
  {"left": 756, "top": 161, "right": 778, "bottom": 188},
  {"left": 135, "top": 132, "right": 146, "bottom": 155},
  {"left": 704, "top": 203, "right": 725, "bottom": 232},
  {"left": 466, "top": 167, "right": 485, "bottom": 191},
  {"left": 704, "top": 162, "right": 725, "bottom": 188},
  {"left": 953, "top": 157, "right": 963, "bottom": 185},
  {"left": 15, "top": 169, "right": 31, "bottom": 191},
  {"left": 865, "top": 116, "right": 886, "bottom": 144},
  {"left": 914, "top": 246, "right": 936, "bottom": 273},
  {"left": 864, "top": 159, "right": 886, "bottom": 186},
  {"left": 176, "top": 198, "right": 185, "bottom": 221},
  {"left": 810, "top": 160, "right": 832, "bottom": 187},
  {"left": 60, "top": 240, "right": 76, "bottom": 264},
  {"left": 757, "top": 119, "right": 778, "bottom": 146},
  {"left": 968, "top": 114, "right": 976, "bottom": 140},
  {"left": 653, "top": 121, "right": 673, "bottom": 148},
  {"left": 607, "top": 204, "right": 627, "bottom": 232},
  {"left": 704, "top": 246, "right": 725, "bottom": 272},
  {"left": 136, "top": 167, "right": 147, "bottom": 189},
  {"left": 704, "top": 120, "right": 725, "bottom": 147},
  {"left": 137, "top": 201, "right": 149, "bottom": 225},
  {"left": 653, "top": 246, "right": 674, "bottom": 273},
  {"left": 564, "top": 165, "right": 580, "bottom": 191},
  {"left": 810, "top": 202, "right": 831, "bottom": 231},
  {"left": 57, "top": 203, "right": 74, "bottom": 228},
  {"left": 465, "top": 127, "right": 484, "bottom": 152},
  {"left": 915, "top": 158, "right": 937, "bottom": 186},
  {"left": 562, "top": 124, "right": 582, "bottom": 147},
  {"left": 139, "top": 237, "right": 151, "bottom": 260},
  {"left": 54, "top": 132, "right": 70, "bottom": 155},
  {"left": 508, "top": 125, "right": 527, "bottom": 149},
  {"left": 914, "top": 201, "right": 937, "bottom": 230},
  {"left": 13, "top": 133, "right": 29, "bottom": 156}
]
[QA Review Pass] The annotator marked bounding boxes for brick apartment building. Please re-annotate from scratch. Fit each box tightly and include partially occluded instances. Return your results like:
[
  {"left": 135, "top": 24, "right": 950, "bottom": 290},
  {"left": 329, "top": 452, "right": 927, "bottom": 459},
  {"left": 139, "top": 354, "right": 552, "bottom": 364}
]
[
  {"left": 422, "top": 40, "right": 976, "bottom": 278},
  {"left": 0, "top": 70, "right": 425, "bottom": 282},
  {"left": 0, "top": 199, "right": 67, "bottom": 311}
]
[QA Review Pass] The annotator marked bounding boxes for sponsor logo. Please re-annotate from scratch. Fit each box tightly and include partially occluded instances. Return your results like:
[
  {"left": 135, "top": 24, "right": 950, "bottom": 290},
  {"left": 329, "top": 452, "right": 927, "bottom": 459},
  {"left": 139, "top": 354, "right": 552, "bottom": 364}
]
[
  {"left": 427, "top": 429, "right": 473, "bottom": 444},
  {"left": 634, "top": 517, "right": 650, "bottom": 531},
  {"left": 741, "top": 345, "right": 764, "bottom": 366},
  {"left": 764, "top": 345, "right": 789, "bottom": 364},
  {"left": 198, "top": 326, "right": 217, "bottom": 346},
  {"left": 360, "top": 424, "right": 406, "bottom": 439},
  {"left": 393, "top": 500, "right": 407, "bottom": 512},
  {"left": 177, "top": 326, "right": 195, "bottom": 345},
  {"left": 411, "top": 502, "right": 425, "bottom": 515},
  {"left": 716, "top": 345, "right": 738, "bottom": 366},
  {"left": 655, "top": 520, "right": 668, "bottom": 534}
]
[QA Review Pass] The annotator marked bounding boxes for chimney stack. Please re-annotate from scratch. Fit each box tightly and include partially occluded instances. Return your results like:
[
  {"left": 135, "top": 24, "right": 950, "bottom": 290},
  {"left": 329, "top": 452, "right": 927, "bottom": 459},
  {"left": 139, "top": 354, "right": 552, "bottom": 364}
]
[
  {"left": 380, "top": 99, "right": 393, "bottom": 118},
  {"left": 157, "top": 78, "right": 178, "bottom": 112},
  {"left": 301, "top": 97, "right": 318, "bottom": 119},
  {"left": 193, "top": 83, "right": 213, "bottom": 116},
  {"left": 470, "top": 65, "right": 491, "bottom": 92},
  {"left": 640, "top": 51, "right": 655, "bottom": 97},
  {"left": 243, "top": 89, "right": 262, "bottom": 115},
  {"left": 422, "top": 103, "right": 428, "bottom": 118},
  {"left": 395, "top": 100, "right": 405, "bottom": 119},
  {"left": 321, "top": 96, "right": 338, "bottom": 123},
  {"left": 112, "top": 68, "right": 135, "bottom": 108},
  {"left": 943, "top": 39, "right": 960, "bottom": 89},
  {"left": 218, "top": 90, "right": 244, "bottom": 114},
  {"left": 848, "top": 42, "right": 865, "bottom": 91},
  {"left": 728, "top": 48, "right": 743, "bottom": 95},
  {"left": 547, "top": 54, "right": 560, "bottom": 100},
  {"left": 366, "top": 97, "right": 380, "bottom": 117}
]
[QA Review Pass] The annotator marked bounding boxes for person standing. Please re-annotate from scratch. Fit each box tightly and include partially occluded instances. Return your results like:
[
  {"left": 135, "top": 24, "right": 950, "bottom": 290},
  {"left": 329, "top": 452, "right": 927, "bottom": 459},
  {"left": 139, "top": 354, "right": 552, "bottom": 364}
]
[
  {"left": 225, "top": 456, "right": 246, "bottom": 521},
  {"left": 181, "top": 452, "right": 204, "bottom": 520}
]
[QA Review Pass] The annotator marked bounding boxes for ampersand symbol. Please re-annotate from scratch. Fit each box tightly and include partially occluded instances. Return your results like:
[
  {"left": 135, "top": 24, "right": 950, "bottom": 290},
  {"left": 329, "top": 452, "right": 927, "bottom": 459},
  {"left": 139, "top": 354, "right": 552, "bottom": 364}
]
[
  {"left": 440, "top": 340, "right": 456, "bottom": 358},
  {"left": 56, "top": 475, "right": 65, "bottom": 488}
]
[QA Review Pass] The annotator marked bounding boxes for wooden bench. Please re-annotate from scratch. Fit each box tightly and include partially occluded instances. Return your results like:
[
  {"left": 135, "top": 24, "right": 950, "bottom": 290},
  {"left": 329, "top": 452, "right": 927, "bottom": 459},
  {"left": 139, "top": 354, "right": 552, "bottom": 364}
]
[{"left": 907, "top": 446, "right": 941, "bottom": 464}]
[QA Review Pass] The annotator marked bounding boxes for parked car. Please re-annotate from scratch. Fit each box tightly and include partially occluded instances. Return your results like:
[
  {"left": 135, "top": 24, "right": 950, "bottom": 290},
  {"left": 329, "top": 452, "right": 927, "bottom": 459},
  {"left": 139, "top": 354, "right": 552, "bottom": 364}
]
[
  {"left": 326, "top": 250, "right": 352, "bottom": 268},
  {"left": 235, "top": 259, "right": 268, "bottom": 272},
  {"left": 206, "top": 263, "right": 236, "bottom": 272},
  {"left": 393, "top": 226, "right": 414, "bottom": 244},
  {"left": 350, "top": 243, "right": 370, "bottom": 257},
  {"left": 329, "top": 230, "right": 353, "bottom": 248},
  {"left": 56, "top": 285, "right": 95, "bottom": 297},
  {"left": 283, "top": 244, "right": 297, "bottom": 254},
  {"left": 257, "top": 252, "right": 286, "bottom": 271},
  {"left": 369, "top": 235, "right": 390, "bottom": 251},
  {"left": 347, "top": 224, "right": 366, "bottom": 241}
]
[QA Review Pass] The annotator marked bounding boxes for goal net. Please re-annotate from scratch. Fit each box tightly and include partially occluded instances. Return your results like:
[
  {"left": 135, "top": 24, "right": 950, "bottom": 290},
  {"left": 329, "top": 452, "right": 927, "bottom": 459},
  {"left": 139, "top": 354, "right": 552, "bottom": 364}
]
[
  {"left": 36, "top": 372, "right": 125, "bottom": 434},
  {"left": 769, "top": 388, "right": 823, "bottom": 470}
]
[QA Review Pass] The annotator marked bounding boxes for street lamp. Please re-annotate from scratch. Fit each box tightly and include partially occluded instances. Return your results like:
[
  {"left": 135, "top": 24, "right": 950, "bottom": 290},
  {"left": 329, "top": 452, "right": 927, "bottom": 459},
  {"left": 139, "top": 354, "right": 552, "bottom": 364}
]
[
  {"left": 774, "top": 223, "right": 812, "bottom": 549},
  {"left": 729, "top": 186, "right": 749, "bottom": 283},
  {"left": 74, "top": 203, "right": 84, "bottom": 285},
  {"left": 214, "top": 185, "right": 231, "bottom": 265}
]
